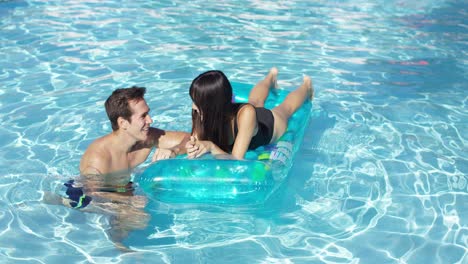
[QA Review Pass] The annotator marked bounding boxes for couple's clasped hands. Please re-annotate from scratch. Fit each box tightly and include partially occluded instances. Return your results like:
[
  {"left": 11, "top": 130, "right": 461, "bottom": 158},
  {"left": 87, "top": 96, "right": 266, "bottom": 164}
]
[
  {"left": 152, "top": 135, "right": 211, "bottom": 162},
  {"left": 186, "top": 136, "right": 229, "bottom": 158},
  {"left": 186, "top": 136, "right": 210, "bottom": 159}
]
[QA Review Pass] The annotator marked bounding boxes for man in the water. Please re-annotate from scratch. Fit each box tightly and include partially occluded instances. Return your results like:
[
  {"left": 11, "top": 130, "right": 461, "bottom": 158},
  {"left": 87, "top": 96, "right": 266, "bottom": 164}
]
[
  {"left": 77, "top": 86, "right": 188, "bottom": 202},
  {"left": 47, "top": 86, "right": 189, "bottom": 250}
]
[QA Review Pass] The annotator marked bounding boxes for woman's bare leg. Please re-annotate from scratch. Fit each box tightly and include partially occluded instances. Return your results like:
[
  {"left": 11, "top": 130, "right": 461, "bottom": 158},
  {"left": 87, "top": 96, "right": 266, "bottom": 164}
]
[
  {"left": 248, "top": 67, "right": 278, "bottom": 107},
  {"left": 271, "top": 75, "right": 313, "bottom": 141}
]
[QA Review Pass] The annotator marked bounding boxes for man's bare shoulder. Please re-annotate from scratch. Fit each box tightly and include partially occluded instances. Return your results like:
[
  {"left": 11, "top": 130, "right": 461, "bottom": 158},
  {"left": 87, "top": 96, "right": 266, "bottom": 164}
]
[
  {"left": 82, "top": 134, "right": 113, "bottom": 157},
  {"left": 80, "top": 135, "right": 112, "bottom": 175}
]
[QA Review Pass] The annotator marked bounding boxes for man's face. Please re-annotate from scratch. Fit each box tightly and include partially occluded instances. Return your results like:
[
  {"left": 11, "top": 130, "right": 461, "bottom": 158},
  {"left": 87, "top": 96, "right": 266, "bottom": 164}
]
[{"left": 127, "top": 99, "right": 153, "bottom": 141}]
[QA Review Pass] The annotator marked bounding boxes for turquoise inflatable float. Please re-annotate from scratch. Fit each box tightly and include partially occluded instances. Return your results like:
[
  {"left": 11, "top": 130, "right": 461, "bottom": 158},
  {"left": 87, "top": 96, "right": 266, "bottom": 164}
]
[{"left": 136, "top": 82, "right": 312, "bottom": 205}]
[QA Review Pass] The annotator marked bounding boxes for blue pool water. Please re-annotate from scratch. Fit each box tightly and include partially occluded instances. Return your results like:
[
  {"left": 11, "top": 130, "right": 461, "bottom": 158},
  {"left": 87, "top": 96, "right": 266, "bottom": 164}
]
[{"left": 0, "top": 0, "right": 466, "bottom": 263}]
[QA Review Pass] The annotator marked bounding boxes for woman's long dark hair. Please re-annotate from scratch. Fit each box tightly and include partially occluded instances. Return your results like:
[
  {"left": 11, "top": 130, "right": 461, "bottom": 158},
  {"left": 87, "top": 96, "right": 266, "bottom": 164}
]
[{"left": 189, "top": 70, "right": 235, "bottom": 152}]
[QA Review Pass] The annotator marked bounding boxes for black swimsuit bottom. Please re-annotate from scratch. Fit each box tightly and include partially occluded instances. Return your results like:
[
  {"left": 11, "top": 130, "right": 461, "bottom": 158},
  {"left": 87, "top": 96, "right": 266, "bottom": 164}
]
[{"left": 233, "top": 104, "right": 275, "bottom": 150}]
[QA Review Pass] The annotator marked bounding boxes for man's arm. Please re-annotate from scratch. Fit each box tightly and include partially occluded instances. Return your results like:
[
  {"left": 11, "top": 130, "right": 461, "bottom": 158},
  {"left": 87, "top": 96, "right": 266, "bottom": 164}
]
[
  {"left": 149, "top": 128, "right": 190, "bottom": 150},
  {"left": 159, "top": 130, "right": 191, "bottom": 154},
  {"left": 134, "top": 128, "right": 190, "bottom": 158}
]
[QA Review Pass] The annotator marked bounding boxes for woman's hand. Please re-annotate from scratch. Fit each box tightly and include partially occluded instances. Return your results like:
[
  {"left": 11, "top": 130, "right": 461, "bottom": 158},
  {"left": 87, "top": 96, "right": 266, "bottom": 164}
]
[
  {"left": 186, "top": 136, "right": 229, "bottom": 158},
  {"left": 186, "top": 136, "right": 209, "bottom": 159},
  {"left": 152, "top": 147, "right": 178, "bottom": 162}
]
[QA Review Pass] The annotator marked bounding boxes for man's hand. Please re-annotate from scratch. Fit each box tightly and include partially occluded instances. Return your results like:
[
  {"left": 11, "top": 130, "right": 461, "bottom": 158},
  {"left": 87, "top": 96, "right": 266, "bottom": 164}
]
[
  {"left": 152, "top": 147, "right": 178, "bottom": 162},
  {"left": 130, "top": 195, "right": 148, "bottom": 208}
]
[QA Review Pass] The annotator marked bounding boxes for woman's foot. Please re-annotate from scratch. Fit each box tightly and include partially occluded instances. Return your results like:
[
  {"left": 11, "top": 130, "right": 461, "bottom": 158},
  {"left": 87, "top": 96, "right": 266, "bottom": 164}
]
[
  {"left": 303, "top": 75, "right": 314, "bottom": 100},
  {"left": 268, "top": 67, "right": 279, "bottom": 90}
]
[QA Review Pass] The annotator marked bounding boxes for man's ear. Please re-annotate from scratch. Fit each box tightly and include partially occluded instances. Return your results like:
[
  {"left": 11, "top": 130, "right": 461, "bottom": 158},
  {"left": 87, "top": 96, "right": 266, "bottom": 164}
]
[{"left": 118, "top": 117, "right": 129, "bottom": 130}]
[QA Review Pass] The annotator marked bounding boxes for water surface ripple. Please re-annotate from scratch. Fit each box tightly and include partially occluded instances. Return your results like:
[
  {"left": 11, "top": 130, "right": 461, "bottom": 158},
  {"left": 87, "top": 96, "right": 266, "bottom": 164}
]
[{"left": 0, "top": 0, "right": 466, "bottom": 263}]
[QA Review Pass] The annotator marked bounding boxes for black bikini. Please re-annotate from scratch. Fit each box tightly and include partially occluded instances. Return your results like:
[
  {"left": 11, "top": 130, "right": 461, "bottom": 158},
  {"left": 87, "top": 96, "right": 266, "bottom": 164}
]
[{"left": 232, "top": 103, "right": 275, "bottom": 150}]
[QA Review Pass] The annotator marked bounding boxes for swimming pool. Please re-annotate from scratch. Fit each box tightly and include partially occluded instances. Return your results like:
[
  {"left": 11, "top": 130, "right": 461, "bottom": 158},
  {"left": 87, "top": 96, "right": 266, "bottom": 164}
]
[{"left": 0, "top": 0, "right": 466, "bottom": 262}]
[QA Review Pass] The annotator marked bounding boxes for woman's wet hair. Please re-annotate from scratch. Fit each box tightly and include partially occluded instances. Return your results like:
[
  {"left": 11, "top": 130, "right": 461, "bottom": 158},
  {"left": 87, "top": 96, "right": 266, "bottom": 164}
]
[{"left": 189, "top": 70, "right": 234, "bottom": 151}]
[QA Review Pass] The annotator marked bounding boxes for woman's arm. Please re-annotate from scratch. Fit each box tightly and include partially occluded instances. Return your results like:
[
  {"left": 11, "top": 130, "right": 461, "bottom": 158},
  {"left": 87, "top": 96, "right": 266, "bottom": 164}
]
[
  {"left": 231, "top": 104, "right": 257, "bottom": 159},
  {"left": 187, "top": 104, "right": 257, "bottom": 160}
]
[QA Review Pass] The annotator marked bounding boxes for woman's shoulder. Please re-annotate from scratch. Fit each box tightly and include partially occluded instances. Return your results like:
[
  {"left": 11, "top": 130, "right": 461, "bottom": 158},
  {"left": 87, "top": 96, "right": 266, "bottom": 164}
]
[
  {"left": 236, "top": 103, "right": 257, "bottom": 123},
  {"left": 235, "top": 103, "right": 255, "bottom": 114}
]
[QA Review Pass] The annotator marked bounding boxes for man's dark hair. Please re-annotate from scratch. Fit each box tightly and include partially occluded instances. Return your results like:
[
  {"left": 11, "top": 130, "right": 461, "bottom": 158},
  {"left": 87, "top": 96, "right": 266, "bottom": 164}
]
[{"left": 105, "top": 86, "right": 146, "bottom": 131}]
